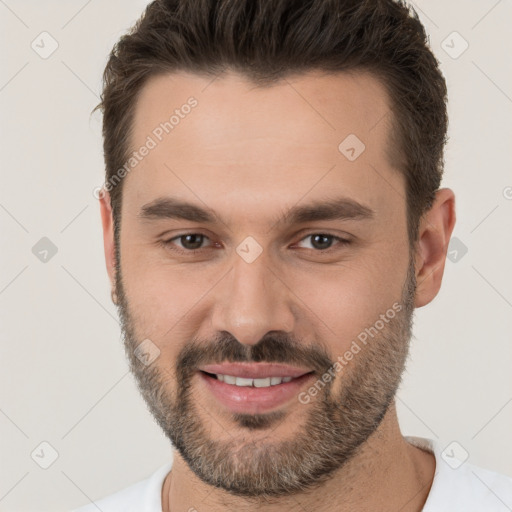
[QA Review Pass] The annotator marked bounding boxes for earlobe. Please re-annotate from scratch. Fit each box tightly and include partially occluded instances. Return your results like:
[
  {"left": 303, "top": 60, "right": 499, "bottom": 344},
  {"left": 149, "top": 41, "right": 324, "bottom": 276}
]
[
  {"left": 98, "top": 189, "right": 117, "bottom": 292},
  {"left": 413, "top": 188, "right": 456, "bottom": 308}
]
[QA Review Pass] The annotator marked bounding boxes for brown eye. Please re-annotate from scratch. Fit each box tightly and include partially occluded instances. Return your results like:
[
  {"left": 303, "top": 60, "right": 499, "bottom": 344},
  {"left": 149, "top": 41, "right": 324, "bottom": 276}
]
[
  {"left": 177, "top": 234, "right": 206, "bottom": 250},
  {"left": 310, "top": 234, "right": 335, "bottom": 250},
  {"left": 297, "top": 233, "right": 351, "bottom": 251},
  {"left": 163, "top": 233, "right": 213, "bottom": 253}
]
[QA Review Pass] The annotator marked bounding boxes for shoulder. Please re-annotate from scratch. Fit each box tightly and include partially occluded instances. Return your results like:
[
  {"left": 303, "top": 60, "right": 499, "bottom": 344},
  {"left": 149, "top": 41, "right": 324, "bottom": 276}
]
[
  {"left": 71, "top": 462, "right": 173, "bottom": 512},
  {"left": 406, "top": 436, "right": 512, "bottom": 512}
]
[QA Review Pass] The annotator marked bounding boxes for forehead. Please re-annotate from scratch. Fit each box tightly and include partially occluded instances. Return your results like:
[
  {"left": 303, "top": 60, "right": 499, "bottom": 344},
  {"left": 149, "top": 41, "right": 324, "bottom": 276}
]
[{"left": 124, "top": 69, "right": 403, "bottom": 224}]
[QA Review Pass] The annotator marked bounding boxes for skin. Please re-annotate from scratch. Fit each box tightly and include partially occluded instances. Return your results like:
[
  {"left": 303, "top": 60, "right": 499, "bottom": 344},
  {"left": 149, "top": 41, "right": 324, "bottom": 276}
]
[{"left": 99, "top": 70, "right": 455, "bottom": 511}]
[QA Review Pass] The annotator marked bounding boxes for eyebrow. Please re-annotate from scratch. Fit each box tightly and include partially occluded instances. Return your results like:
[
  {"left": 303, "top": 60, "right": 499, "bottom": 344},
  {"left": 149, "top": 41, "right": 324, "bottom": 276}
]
[{"left": 138, "top": 196, "right": 375, "bottom": 227}]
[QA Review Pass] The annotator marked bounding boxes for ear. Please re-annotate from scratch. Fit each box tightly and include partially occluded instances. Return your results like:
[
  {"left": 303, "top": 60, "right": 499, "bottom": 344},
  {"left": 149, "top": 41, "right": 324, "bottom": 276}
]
[
  {"left": 414, "top": 188, "right": 456, "bottom": 308},
  {"left": 99, "top": 189, "right": 117, "bottom": 291}
]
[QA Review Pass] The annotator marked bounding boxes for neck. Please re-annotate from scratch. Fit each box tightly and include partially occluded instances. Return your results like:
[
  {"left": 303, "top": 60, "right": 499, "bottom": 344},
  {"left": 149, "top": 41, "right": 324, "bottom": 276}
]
[{"left": 162, "top": 402, "right": 435, "bottom": 512}]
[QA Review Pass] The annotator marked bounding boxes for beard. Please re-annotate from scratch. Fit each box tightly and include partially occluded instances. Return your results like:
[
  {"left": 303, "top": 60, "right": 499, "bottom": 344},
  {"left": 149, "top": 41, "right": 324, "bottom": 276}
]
[{"left": 114, "top": 255, "right": 416, "bottom": 499}]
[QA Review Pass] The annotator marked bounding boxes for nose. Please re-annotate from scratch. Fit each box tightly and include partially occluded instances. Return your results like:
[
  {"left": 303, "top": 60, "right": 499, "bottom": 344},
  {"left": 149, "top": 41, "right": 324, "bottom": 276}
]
[{"left": 210, "top": 252, "right": 296, "bottom": 346}]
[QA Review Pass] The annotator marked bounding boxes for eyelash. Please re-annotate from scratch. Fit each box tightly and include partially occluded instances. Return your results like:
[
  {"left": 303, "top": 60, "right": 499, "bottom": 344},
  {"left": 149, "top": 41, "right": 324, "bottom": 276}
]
[{"left": 160, "top": 232, "right": 352, "bottom": 255}]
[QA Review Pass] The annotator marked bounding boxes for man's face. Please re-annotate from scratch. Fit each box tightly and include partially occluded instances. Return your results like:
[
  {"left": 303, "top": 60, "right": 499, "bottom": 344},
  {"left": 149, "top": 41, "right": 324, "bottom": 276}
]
[{"left": 113, "top": 70, "right": 415, "bottom": 496}]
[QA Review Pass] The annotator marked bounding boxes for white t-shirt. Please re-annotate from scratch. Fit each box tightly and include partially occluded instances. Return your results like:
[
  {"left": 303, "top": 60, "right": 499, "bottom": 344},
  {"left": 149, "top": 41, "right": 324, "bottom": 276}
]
[{"left": 72, "top": 437, "right": 512, "bottom": 511}]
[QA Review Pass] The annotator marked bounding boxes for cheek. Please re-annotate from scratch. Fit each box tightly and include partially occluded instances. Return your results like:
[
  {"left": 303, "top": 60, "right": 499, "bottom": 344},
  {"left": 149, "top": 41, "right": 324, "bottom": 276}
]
[
  {"left": 119, "top": 236, "right": 219, "bottom": 351},
  {"left": 119, "top": 217, "right": 410, "bottom": 362},
  {"left": 286, "top": 253, "right": 408, "bottom": 355}
]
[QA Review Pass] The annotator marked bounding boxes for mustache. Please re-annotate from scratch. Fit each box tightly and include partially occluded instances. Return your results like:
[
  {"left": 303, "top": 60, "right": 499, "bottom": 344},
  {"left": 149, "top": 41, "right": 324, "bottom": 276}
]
[{"left": 177, "top": 331, "right": 334, "bottom": 379}]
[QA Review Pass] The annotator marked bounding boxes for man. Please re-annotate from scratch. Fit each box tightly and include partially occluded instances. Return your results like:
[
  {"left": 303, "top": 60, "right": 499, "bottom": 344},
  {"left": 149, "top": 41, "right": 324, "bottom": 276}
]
[{"left": 74, "top": 0, "right": 512, "bottom": 510}]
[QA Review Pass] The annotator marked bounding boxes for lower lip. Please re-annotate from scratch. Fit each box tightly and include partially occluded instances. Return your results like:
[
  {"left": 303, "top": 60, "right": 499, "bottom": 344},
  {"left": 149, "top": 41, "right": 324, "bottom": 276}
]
[{"left": 198, "top": 371, "right": 315, "bottom": 414}]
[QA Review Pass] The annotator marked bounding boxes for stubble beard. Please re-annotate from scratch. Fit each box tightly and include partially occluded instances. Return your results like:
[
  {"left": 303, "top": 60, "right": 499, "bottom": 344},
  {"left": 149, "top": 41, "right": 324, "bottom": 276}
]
[{"left": 114, "top": 253, "right": 416, "bottom": 498}]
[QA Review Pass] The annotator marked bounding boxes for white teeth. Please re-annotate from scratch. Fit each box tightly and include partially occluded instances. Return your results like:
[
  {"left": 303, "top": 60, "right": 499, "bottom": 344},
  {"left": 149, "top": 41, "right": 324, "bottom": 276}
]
[
  {"left": 215, "top": 374, "right": 296, "bottom": 387},
  {"left": 235, "top": 377, "right": 253, "bottom": 387},
  {"left": 253, "top": 377, "right": 271, "bottom": 388}
]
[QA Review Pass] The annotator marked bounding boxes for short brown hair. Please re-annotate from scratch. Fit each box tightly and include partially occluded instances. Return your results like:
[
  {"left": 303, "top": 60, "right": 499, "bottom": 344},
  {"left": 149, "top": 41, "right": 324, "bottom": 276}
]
[{"left": 94, "top": 0, "right": 448, "bottom": 247}]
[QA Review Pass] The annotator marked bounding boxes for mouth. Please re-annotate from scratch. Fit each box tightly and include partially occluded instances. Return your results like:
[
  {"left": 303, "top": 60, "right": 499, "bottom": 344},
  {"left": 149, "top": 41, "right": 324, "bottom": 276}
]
[
  {"left": 203, "top": 372, "right": 297, "bottom": 387},
  {"left": 197, "top": 362, "right": 316, "bottom": 414}
]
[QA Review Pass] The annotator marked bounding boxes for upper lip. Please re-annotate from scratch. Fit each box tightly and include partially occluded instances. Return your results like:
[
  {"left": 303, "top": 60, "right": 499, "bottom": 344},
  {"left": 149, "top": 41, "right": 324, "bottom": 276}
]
[{"left": 198, "top": 362, "right": 313, "bottom": 379}]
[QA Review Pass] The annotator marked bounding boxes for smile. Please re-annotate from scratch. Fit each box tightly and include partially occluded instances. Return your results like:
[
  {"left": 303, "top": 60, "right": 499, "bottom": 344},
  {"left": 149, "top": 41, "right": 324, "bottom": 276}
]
[
  {"left": 197, "top": 363, "right": 315, "bottom": 414},
  {"left": 209, "top": 374, "right": 294, "bottom": 387}
]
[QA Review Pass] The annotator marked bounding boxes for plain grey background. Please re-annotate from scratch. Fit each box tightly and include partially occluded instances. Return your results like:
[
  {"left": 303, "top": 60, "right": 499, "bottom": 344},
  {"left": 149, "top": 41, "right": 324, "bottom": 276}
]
[{"left": 1, "top": 1, "right": 511, "bottom": 510}]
